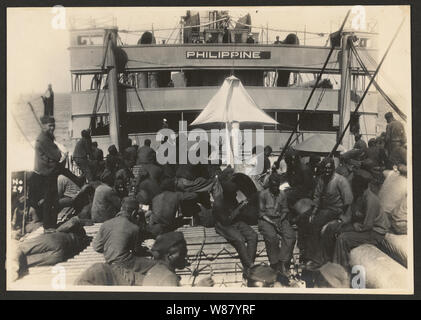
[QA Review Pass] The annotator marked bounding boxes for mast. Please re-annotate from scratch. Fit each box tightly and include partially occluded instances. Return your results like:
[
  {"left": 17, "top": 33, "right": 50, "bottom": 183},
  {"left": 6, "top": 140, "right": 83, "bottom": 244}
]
[
  {"left": 338, "top": 33, "right": 352, "bottom": 150},
  {"left": 105, "top": 28, "right": 122, "bottom": 151}
]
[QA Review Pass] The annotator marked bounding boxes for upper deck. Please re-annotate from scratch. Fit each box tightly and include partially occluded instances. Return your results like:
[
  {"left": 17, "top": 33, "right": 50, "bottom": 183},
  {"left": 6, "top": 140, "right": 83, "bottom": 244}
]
[
  {"left": 68, "top": 26, "right": 379, "bottom": 75},
  {"left": 69, "top": 42, "right": 378, "bottom": 74}
]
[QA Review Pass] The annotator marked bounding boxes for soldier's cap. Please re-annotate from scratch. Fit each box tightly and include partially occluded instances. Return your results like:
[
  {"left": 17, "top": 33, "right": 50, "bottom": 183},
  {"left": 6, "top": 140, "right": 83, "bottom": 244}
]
[
  {"left": 151, "top": 232, "right": 187, "bottom": 255},
  {"left": 317, "top": 262, "right": 350, "bottom": 288},
  {"left": 40, "top": 115, "right": 55, "bottom": 125},
  {"left": 385, "top": 112, "right": 393, "bottom": 119}
]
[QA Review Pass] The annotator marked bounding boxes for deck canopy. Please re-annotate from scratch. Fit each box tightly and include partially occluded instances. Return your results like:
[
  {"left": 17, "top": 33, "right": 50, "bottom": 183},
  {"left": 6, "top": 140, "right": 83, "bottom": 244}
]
[
  {"left": 191, "top": 75, "right": 278, "bottom": 126},
  {"left": 292, "top": 133, "right": 345, "bottom": 155}
]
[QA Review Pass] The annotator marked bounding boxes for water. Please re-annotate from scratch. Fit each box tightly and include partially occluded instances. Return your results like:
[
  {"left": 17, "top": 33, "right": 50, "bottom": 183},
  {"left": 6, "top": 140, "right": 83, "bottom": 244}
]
[
  {"left": 9, "top": 93, "right": 72, "bottom": 171},
  {"left": 10, "top": 92, "right": 73, "bottom": 149}
]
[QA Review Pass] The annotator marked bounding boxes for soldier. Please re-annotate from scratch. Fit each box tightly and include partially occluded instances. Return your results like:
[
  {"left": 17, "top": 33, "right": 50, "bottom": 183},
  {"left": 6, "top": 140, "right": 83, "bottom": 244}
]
[
  {"left": 143, "top": 232, "right": 214, "bottom": 287},
  {"left": 73, "top": 130, "right": 93, "bottom": 182},
  {"left": 258, "top": 173, "right": 296, "bottom": 276},
  {"left": 34, "top": 116, "right": 83, "bottom": 233},
  {"left": 93, "top": 197, "right": 152, "bottom": 283},
  {"left": 384, "top": 112, "right": 406, "bottom": 168},
  {"left": 41, "top": 84, "right": 54, "bottom": 116},
  {"left": 303, "top": 157, "right": 353, "bottom": 270}
]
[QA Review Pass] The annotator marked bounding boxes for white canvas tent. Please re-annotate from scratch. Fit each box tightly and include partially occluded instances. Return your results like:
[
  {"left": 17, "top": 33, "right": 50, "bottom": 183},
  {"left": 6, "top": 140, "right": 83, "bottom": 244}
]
[
  {"left": 292, "top": 134, "right": 346, "bottom": 155},
  {"left": 191, "top": 76, "right": 278, "bottom": 167},
  {"left": 191, "top": 76, "right": 278, "bottom": 125}
]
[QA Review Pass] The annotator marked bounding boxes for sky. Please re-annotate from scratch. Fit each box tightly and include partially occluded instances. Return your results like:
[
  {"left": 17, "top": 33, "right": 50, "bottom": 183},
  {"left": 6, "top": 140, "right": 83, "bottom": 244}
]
[{"left": 7, "top": 6, "right": 411, "bottom": 105}]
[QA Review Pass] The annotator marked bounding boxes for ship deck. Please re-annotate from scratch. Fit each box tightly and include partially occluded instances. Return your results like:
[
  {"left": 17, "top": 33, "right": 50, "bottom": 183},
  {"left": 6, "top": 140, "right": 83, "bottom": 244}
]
[{"left": 9, "top": 223, "right": 300, "bottom": 290}]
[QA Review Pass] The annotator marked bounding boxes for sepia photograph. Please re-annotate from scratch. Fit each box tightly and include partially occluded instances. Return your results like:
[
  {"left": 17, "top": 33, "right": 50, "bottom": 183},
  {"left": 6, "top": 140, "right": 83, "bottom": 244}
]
[{"left": 5, "top": 4, "right": 413, "bottom": 295}]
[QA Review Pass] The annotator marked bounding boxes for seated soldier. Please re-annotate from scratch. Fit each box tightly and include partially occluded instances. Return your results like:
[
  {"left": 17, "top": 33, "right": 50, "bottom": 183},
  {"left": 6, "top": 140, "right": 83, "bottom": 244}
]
[
  {"left": 147, "top": 184, "right": 197, "bottom": 238},
  {"left": 284, "top": 150, "right": 315, "bottom": 208},
  {"left": 57, "top": 174, "right": 81, "bottom": 210},
  {"left": 320, "top": 168, "right": 389, "bottom": 267},
  {"left": 18, "top": 217, "right": 89, "bottom": 267},
  {"left": 93, "top": 197, "right": 150, "bottom": 277},
  {"left": 331, "top": 168, "right": 389, "bottom": 269},
  {"left": 352, "top": 134, "right": 368, "bottom": 160},
  {"left": 379, "top": 164, "right": 407, "bottom": 235},
  {"left": 91, "top": 175, "right": 125, "bottom": 223},
  {"left": 302, "top": 157, "right": 353, "bottom": 270},
  {"left": 76, "top": 232, "right": 214, "bottom": 287},
  {"left": 106, "top": 145, "right": 127, "bottom": 175},
  {"left": 135, "top": 167, "right": 162, "bottom": 205},
  {"left": 123, "top": 138, "right": 138, "bottom": 169},
  {"left": 213, "top": 176, "right": 258, "bottom": 278},
  {"left": 366, "top": 138, "right": 383, "bottom": 167},
  {"left": 136, "top": 139, "right": 156, "bottom": 165},
  {"left": 258, "top": 173, "right": 296, "bottom": 276},
  {"left": 12, "top": 196, "right": 42, "bottom": 239}
]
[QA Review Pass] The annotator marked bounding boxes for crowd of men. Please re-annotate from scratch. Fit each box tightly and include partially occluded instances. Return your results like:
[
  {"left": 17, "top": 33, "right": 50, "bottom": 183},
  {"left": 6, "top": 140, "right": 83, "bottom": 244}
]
[{"left": 12, "top": 110, "right": 408, "bottom": 288}]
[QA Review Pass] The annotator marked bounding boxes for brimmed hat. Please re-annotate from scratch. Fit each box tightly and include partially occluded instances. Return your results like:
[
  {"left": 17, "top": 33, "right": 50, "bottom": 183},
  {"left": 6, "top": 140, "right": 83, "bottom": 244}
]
[
  {"left": 40, "top": 115, "right": 55, "bottom": 125},
  {"left": 317, "top": 262, "right": 350, "bottom": 288}
]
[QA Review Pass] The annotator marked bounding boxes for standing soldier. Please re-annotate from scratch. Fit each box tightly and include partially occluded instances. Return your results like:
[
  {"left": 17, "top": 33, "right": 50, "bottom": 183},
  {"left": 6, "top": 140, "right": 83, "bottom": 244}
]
[
  {"left": 34, "top": 116, "right": 83, "bottom": 233},
  {"left": 384, "top": 112, "right": 406, "bottom": 168},
  {"left": 73, "top": 130, "right": 93, "bottom": 182},
  {"left": 41, "top": 84, "right": 54, "bottom": 116}
]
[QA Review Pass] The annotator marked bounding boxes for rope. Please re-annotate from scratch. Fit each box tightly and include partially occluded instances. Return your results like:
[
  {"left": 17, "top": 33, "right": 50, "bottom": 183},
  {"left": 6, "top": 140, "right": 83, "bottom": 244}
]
[
  {"left": 330, "top": 17, "right": 406, "bottom": 156},
  {"left": 27, "top": 102, "right": 42, "bottom": 129},
  {"left": 314, "top": 87, "right": 326, "bottom": 111},
  {"left": 234, "top": 20, "right": 327, "bottom": 37},
  {"left": 191, "top": 227, "right": 207, "bottom": 286},
  {"left": 132, "top": 86, "right": 146, "bottom": 111},
  {"left": 10, "top": 111, "right": 35, "bottom": 149},
  {"left": 275, "top": 10, "right": 351, "bottom": 168},
  {"left": 350, "top": 43, "right": 407, "bottom": 122}
]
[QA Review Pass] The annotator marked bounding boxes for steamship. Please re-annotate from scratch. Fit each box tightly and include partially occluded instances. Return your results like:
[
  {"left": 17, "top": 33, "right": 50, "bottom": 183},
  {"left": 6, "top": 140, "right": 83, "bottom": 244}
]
[{"left": 67, "top": 10, "right": 379, "bottom": 154}]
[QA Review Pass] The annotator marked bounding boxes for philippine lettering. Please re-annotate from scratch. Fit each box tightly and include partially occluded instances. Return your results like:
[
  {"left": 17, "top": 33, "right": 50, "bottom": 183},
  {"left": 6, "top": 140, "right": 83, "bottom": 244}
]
[{"left": 186, "top": 51, "right": 271, "bottom": 59}]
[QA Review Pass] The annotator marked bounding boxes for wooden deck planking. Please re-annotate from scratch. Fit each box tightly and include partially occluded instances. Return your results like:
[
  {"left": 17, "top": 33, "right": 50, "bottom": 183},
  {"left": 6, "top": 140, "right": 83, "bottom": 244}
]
[{"left": 10, "top": 223, "right": 271, "bottom": 289}]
